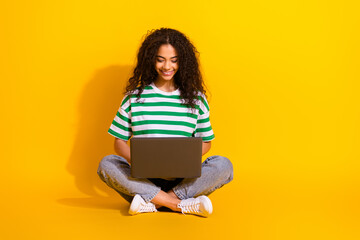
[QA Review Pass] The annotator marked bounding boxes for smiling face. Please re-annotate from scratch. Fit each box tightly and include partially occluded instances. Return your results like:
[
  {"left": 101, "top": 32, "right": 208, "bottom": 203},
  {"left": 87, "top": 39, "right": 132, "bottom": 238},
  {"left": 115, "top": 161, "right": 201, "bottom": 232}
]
[{"left": 154, "top": 44, "right": 179, "bottom": 85}]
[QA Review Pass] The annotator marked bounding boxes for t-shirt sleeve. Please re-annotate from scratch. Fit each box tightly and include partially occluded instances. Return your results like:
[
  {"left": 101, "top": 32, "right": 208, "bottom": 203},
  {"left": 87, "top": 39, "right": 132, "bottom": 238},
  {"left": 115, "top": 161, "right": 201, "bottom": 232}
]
[
  {"left": 107, "top": 95, "right": 132, "bottom": 141},
  {"left": 194, "top": 94, "right": 215, "bottom": 142}
]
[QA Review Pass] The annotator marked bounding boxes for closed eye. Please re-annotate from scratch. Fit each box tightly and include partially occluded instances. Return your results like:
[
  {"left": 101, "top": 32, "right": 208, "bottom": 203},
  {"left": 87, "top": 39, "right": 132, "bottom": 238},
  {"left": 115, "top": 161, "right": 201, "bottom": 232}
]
[{"left": 156, "top": 59, "right": 178, "bottom": 63}]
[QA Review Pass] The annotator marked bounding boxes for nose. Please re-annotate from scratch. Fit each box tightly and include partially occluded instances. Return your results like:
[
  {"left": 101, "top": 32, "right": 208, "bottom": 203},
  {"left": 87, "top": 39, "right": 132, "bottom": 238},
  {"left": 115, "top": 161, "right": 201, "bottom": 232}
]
[{"left": 163, "top": 60, "right": 171, "bottom": 70}]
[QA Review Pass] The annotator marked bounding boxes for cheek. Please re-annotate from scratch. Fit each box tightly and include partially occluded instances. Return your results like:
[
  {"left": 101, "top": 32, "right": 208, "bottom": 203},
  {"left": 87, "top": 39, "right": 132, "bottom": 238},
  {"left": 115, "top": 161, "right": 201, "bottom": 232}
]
[{"left": 155, "top": 62, "right": 161, "bottom": 71}]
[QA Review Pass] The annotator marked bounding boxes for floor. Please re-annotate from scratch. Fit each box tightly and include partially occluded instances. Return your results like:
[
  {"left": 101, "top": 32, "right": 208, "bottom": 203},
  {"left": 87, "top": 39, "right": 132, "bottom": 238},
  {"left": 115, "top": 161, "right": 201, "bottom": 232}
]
[{"left": 3, "top": 171, "right": 360, "bottom": 240}]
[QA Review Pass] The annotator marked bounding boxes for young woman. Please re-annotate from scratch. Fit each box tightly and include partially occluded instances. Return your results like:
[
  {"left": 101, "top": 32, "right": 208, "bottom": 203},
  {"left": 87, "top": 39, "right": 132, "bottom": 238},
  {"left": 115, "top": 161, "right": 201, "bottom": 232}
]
[{"left": 97, "top": 28, "right": 233, "bottom": 217}]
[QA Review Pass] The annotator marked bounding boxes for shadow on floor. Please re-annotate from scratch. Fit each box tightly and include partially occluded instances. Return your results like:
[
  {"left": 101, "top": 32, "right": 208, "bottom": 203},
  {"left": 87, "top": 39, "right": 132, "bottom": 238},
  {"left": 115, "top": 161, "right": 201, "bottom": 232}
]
[
  {"left": 56, "top": 196, "right": 174, "bottom": 216},
  {"left": 56, "top": 196, "right": 129, "bottom": 215}
]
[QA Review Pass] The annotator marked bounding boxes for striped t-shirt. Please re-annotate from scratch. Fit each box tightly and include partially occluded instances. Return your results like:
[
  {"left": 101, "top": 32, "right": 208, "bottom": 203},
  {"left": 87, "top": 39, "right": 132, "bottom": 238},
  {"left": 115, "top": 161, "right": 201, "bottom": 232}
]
[{"left": 108, "top": 82, "right": 215, "bottom": 142}]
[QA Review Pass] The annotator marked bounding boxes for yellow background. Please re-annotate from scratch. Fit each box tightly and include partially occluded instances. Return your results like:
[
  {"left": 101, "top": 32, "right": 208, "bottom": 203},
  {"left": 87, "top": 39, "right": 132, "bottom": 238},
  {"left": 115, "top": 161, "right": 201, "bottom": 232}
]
[{"left": 1, "top": 0, "right": 359, "bottom": 239}]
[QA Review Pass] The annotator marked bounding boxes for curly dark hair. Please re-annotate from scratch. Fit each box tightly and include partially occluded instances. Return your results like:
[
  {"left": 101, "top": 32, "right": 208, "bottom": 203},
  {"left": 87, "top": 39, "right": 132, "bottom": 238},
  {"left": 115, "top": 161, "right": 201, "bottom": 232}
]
[{"left": 125, "top": 27, "right": 208, "bottom": 109}]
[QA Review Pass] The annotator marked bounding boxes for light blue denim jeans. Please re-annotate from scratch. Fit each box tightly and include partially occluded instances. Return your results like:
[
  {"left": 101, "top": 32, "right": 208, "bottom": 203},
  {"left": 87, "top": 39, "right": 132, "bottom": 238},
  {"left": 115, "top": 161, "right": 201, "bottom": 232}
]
[{"left": 97, "top": 154, "right": 233, "bottom": 203}]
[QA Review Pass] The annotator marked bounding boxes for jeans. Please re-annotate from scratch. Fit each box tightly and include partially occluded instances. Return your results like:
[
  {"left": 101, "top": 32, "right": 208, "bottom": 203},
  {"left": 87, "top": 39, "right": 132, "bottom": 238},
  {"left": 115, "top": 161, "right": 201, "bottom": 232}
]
[{"left": 97, "top": 154, "right": 233, "bottom": 203}]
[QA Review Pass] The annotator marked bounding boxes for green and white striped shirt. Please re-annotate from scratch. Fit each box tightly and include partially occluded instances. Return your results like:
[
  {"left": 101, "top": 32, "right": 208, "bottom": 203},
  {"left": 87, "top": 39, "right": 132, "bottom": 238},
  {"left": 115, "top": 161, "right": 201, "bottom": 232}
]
[{"left": 108, "top": 82, "right": 215, "bottom": 142}]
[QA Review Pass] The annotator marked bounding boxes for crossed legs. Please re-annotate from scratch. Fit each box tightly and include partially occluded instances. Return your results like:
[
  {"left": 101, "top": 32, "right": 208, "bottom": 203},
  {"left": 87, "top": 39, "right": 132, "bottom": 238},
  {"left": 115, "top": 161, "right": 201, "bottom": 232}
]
[
  {"left": 151, "top": 189, "right": 182, "bottom": 212},
  {"left": 97, "top": 154, "right": 233, "bottom": 213}
]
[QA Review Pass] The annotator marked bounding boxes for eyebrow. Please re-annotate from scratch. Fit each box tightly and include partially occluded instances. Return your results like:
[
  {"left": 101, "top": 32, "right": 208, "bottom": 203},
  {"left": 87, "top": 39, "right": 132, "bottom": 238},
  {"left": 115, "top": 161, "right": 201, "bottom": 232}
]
[{"left": 156, "top": 55, "right": 178, "bottom": 59}]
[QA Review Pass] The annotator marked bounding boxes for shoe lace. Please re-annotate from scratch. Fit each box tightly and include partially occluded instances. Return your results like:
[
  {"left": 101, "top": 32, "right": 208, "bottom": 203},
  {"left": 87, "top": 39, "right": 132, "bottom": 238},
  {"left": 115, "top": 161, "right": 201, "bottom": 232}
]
[
  {"left": 178, "top": 199, "right": 200, "bottom": 215},
  {"left": 140, "top": 202, "right": 157, "bottom": 213}
]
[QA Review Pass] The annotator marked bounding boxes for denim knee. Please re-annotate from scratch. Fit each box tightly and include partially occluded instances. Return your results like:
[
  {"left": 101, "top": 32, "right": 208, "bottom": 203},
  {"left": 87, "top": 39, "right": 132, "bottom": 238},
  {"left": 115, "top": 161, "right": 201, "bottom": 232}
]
[
  {"left": 97, "top": 155, "right": 113, "bottom": 175},
  {"left": 97, "top": 155, "right": 112, "bottom": 181},
  {"left": 225, "top": 157, "right": 234, "bottom": 182},
  {"left": 97, "top": 154, "right": 128, "bottom": 179},
  {"left": 208, "top": 155, "right": 234, "bottom": 183}
]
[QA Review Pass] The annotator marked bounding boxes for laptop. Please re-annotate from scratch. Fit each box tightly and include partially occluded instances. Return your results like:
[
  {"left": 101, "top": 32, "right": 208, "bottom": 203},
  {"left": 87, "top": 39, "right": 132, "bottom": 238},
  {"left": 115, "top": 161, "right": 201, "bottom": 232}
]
[{"left": 130, "top": 137, "right": 202, "bottom": 178}]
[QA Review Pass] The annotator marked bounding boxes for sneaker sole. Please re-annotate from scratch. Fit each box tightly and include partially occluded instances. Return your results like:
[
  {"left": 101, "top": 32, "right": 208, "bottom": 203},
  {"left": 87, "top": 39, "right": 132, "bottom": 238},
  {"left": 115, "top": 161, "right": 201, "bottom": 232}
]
[
  {"left": 198, "top": 196, "right": 213, "bottom": 217},
  {"left": 129, "top": 194, "right": 142, "bottom": 215}
]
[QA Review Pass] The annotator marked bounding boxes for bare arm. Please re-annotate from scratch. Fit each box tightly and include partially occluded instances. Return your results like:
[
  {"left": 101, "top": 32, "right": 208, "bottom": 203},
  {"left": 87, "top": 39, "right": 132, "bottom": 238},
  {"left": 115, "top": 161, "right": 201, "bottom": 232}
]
[
  {"left": 202, "top": 141, "right": 211, "bottom": 155},
  {"left": 114, "top": 138, "right": 131, "bottom": 165}
]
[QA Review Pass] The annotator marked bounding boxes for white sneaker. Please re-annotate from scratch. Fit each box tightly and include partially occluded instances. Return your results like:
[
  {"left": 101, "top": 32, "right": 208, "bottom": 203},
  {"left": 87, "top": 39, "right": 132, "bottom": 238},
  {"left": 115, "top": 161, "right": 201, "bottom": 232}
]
[
  {"left": 129, "top": 194, "right": 157, "bottom": 215},
  {"left": 177, "top": 195, "right": 213, "bottom": 217}
]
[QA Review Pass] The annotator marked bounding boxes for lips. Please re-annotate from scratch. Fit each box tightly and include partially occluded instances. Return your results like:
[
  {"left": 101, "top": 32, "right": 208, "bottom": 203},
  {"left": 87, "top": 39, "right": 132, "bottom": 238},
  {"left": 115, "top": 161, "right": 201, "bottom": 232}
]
[{"left": 161, "top": 70, "right": 174, "bottom": 76}]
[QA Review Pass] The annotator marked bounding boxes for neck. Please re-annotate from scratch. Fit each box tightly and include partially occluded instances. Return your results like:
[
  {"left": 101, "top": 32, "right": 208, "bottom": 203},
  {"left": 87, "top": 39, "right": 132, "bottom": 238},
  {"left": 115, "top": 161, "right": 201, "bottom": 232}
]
[{"left": 154, "top": 78, "right": 176, "bottom": 92}]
